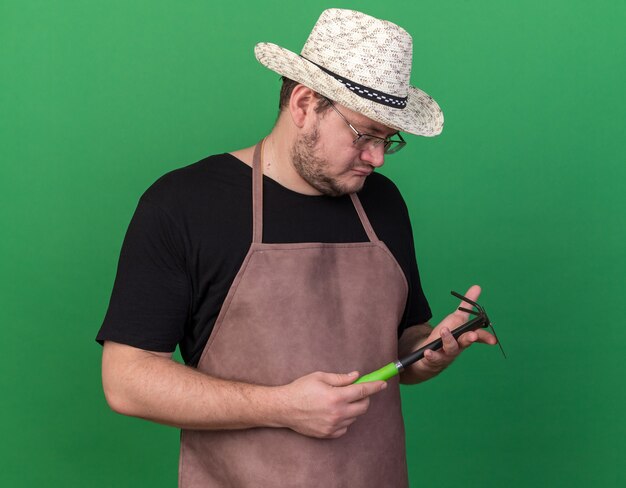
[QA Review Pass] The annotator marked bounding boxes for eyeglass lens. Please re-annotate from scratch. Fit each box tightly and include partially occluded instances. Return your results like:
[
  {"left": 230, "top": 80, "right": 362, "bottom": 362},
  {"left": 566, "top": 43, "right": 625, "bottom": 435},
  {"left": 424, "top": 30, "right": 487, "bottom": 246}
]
[{"left": 354, "top": 135, "right": 405, "bottom": 154}]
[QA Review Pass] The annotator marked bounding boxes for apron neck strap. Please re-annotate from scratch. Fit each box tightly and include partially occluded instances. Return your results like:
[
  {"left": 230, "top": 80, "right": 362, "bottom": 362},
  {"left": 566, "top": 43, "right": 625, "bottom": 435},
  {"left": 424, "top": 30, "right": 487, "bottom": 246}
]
[
  {"left": 250, "top": 138, "right": 379, "bottom": 244},
  {"left": 252, "top": 139, "right": 265, "bottom": 243},
  {"left": 349, "top": 193, "right": 380, "bottom": 242}
]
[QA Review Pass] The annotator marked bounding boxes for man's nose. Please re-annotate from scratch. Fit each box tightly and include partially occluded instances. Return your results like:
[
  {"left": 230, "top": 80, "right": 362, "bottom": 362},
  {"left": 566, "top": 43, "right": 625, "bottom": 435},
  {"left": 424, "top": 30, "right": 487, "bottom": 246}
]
[{"left": 361, "top": 144, "right": 385, "bottom": 167}]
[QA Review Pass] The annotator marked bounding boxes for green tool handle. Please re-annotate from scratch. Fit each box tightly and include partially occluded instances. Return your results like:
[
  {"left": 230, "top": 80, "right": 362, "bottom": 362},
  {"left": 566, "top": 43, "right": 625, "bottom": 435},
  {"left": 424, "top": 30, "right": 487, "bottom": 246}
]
[{"left": 354, "top": 362, "right": 399, "bottom": 384}]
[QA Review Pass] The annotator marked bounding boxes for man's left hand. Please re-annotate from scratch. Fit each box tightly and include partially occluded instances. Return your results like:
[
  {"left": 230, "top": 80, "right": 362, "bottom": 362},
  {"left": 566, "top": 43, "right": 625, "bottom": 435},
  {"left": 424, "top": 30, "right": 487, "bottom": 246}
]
[{"left": 399, "top": 285, "right": 497, "bottom": 384}]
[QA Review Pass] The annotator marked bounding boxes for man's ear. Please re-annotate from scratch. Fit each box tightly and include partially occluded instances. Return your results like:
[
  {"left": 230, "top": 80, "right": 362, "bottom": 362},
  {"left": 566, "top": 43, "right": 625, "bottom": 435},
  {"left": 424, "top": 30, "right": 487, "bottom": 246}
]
[{"left": 288, "top": 85, "right": 318, "bottom": 128}]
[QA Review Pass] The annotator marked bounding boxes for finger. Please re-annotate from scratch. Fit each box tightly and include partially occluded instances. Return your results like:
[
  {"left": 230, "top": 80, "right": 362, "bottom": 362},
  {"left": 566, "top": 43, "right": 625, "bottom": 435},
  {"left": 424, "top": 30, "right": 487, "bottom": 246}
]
[
  {"left": 344, "top": 397, "right": 370, "bottom": 417},
  {"left": 423, "top": 348, "right": 450, "bottom": 368},
  {"left": 454, "top": 285, "right": 482, "bottom": 320},
  {"left": 461, "top": 284, "right": 482, "bottom": 305},
  {"left": 458, "top": 329, "right": 496, "bottom": 348},
  {"left": 456, "top": 330, "right": 478, "bottom": 348},
  {"left": 476, "top": 329, "right": 498, "bottom": 345},
  {"left": 328, "top": 427, "right": 349, "bottom": 439},
  {"left": 319, "top": 371, "right": 360, "bottom": 387},
  {"left": 440, "top": 327, "right": 460, "bottom": 356},
  {"left": 334, "top": 415, "right": 359, "bottom": 431},
  {"left": 341, "top": 380, "right": 387, "bottom": 403}
]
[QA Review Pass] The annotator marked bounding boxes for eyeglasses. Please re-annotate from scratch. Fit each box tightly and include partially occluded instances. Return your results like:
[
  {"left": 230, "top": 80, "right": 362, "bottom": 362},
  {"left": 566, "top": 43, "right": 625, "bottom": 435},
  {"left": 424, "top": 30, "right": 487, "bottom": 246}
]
[{"left": 325, "top": 98, "right": 406, "bottom": 155}]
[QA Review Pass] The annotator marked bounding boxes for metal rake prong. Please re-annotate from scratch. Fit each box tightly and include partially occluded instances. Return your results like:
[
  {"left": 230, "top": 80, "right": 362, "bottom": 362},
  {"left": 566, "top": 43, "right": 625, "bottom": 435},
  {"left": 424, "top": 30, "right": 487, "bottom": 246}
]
[
  {"left": 458, "top": 306, "right": 479, "bottom": 316},
  {"left": 488, "top": 322, "right": 507, "bottom": 359},
  {"left": 451, "top": 291, "right": 484, "bottom": 313}
]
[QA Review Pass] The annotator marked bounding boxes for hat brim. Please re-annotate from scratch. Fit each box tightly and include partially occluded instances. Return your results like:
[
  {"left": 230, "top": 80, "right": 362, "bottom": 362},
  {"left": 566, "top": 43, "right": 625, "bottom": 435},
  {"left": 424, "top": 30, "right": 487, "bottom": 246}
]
[{"left": 255, "top": 42, "right": 444, "bottom": 137}]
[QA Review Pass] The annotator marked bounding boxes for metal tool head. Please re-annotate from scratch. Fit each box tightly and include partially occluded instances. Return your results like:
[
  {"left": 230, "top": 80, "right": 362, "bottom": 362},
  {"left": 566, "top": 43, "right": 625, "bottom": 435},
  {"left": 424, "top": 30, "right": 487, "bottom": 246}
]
[{"left": 451, "top": 291, "right": 506, "bottom": 358}]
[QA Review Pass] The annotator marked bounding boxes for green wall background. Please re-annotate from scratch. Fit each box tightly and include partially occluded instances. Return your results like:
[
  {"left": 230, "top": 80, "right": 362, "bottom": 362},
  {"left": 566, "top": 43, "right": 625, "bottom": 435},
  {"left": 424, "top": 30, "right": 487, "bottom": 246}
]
[{"left": 1, "top": 1, "right": 624, "bottom": 486}]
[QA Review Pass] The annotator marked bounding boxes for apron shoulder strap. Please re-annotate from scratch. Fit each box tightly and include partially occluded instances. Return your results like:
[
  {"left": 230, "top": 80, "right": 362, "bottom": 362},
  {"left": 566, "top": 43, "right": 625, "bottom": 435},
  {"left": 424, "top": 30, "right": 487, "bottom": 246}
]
[
  {"left": 251, "top": 140, "right": 265, "bottom": 243},
  {"left": 350, "top": 193, "right": 380, "bottom": 242}
]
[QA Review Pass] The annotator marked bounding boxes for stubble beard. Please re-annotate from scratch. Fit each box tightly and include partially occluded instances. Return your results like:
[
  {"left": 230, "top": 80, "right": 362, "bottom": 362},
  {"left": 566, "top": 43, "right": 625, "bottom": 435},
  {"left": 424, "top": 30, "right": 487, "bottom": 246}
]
[{"left": 290, "top": 125, "right": 364, "bottom": 197}]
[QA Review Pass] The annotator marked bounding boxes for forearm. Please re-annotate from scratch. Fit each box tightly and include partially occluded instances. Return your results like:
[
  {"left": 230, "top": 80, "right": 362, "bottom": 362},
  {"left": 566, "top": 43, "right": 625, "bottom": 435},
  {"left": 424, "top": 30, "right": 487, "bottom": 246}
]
[
  {"left": 398, "top": 323, "right": 435, "bottom": 385},
  {"left": 102, "top": 341, "right": 285, "bottom": 430}
]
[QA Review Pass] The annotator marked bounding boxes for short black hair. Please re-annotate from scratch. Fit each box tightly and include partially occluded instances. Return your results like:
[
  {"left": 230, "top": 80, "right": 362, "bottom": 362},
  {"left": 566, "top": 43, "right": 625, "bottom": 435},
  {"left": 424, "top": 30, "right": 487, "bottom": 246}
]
[{"left": 278, "top": 76, "right": 332, "bottom": 114}]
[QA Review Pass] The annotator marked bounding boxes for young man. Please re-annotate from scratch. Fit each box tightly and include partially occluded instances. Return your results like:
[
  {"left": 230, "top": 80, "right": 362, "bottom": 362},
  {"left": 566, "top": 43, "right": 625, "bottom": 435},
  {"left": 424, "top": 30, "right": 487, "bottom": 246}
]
[{"left": 97, "top": 9, "right": 496, "bottom": 487}]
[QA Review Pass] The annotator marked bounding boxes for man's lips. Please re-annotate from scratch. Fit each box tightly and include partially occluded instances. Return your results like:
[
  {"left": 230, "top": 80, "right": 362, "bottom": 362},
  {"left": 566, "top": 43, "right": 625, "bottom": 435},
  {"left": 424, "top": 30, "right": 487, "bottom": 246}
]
[{"left": 352, "top": 168, "right": 372, "bottom": 176}]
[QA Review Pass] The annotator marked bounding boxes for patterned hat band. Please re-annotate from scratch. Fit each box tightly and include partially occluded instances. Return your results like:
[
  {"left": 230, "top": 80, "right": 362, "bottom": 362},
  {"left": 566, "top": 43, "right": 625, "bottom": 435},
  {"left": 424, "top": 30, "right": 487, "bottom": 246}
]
[{"left": 301, "top": 56, "right": 408, "bottom": 109}]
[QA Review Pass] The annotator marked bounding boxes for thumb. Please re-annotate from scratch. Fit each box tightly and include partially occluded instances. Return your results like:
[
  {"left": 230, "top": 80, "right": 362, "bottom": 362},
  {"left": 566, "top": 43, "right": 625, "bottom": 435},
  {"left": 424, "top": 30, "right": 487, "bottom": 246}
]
[{"left": 319, "top": 371, "right": 360, "bottom": 387}]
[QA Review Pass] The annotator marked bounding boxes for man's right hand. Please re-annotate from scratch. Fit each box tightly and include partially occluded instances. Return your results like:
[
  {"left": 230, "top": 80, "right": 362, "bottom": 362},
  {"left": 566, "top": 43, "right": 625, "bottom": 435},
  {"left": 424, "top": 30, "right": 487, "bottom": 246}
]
[
  {"left": 102, "top": 342, "right": 386, "bottom": 438},
  {"left": 274, "top": 371, "right": 387, "bottom": 439}
]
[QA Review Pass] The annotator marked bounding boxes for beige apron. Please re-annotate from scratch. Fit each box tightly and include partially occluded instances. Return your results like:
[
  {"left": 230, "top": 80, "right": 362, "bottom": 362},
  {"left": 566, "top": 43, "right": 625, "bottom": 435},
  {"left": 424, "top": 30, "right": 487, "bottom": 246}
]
[{"left": 179, "top": 142, "right": 410, "bottom": 487}]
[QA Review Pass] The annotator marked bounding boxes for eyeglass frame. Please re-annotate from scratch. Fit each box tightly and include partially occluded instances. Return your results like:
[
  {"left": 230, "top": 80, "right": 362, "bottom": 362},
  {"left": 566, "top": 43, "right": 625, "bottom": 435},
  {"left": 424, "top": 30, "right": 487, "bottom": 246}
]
[{"left": 323, "top": 97, "right": 406, "bottom": 155}]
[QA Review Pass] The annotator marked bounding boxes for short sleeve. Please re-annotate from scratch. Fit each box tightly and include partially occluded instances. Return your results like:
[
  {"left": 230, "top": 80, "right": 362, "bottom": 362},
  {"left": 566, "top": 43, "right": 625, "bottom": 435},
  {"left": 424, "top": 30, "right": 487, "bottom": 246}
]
[
  {"left": 401, "top": 228, "right": 432, "bottom": 328},
  {"left": 96, "top": 197, "right": 189, "bottom": 352}
]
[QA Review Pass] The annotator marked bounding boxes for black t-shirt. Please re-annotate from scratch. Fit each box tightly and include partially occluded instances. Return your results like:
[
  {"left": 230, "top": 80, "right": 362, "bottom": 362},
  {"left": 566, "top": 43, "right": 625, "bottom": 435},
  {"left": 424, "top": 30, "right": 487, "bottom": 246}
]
[{"left": 97, "top": 153, "right": 432, "bottom": 366}]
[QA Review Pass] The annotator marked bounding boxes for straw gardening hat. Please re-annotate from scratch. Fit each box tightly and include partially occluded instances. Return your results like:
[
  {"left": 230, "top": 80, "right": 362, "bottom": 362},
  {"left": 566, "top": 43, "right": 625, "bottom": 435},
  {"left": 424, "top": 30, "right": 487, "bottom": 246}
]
[{"left": 255, "top": 8, "right": 444, "bottom": 136}]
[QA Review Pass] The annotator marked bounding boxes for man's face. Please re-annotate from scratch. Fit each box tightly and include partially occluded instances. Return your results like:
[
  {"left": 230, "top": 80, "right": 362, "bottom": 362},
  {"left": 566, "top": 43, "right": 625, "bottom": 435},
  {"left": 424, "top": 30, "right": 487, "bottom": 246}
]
[{"left": 290, "top": 103, "right": 394, "bottom": 197}]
